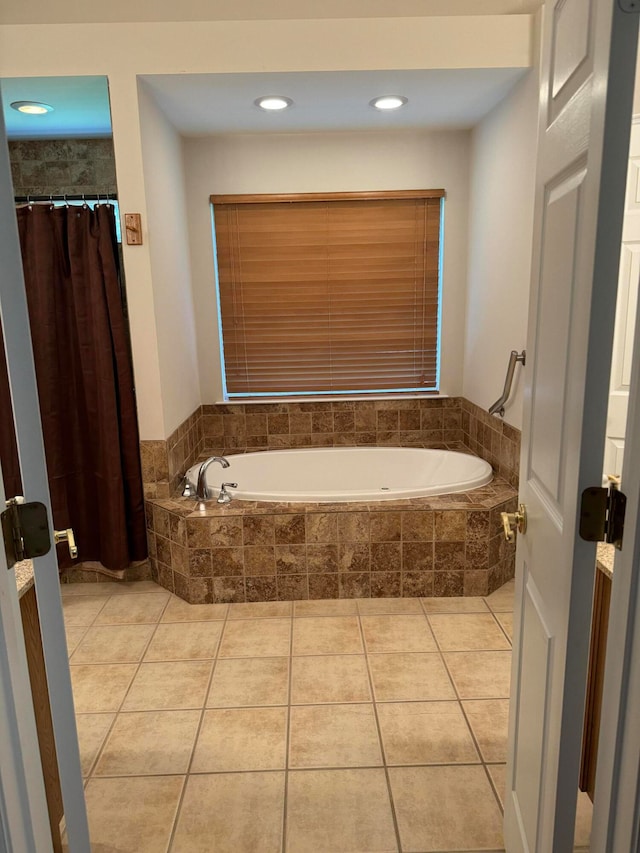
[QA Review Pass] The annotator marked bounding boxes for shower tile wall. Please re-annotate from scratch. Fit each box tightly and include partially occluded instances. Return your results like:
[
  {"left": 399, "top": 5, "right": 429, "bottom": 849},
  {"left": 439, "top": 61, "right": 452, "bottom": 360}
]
[{"left": 9, "top": 138, "right": 117, "bottom": 197}]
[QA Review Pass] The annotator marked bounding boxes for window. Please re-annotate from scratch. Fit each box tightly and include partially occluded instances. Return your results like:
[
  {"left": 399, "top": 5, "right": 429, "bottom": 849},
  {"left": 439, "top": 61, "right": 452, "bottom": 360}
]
[{"left": 211, "top": 190, "right": 444, "bottom": 397}]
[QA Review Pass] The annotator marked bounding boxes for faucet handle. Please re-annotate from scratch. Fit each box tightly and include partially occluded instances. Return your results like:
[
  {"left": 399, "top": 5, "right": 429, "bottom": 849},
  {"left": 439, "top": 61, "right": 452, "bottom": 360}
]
[
  {"left": 217, "top": 483, "right": 238, "bottom": 505},
  {"left": 222, "top": 482, "right": 238, "bottom": 490}
]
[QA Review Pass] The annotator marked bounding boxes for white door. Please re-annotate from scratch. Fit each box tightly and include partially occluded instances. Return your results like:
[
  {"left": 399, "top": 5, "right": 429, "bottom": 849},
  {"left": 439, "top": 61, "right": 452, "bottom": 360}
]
[
  {"left": 0, "top": 102, "right": 90, "bottom": 848},
  {"left": 604, "top": 120, "right": 640, "bottom": 478},
  {"left": 504, "top": 2, "right": 639, "bottom": 851}
]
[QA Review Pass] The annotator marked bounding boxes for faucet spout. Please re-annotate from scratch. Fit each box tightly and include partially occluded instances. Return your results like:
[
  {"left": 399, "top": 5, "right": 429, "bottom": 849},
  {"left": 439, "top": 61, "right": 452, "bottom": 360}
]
[{"left": 196, "top": 456, "right": 230, "bottom": 500}]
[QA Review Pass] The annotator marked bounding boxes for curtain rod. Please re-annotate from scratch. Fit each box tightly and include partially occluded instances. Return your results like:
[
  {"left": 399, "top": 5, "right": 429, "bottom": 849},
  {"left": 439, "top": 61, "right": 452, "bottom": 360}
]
[{"left": 14, "top": 193, "right": 118, "bottom": 203}]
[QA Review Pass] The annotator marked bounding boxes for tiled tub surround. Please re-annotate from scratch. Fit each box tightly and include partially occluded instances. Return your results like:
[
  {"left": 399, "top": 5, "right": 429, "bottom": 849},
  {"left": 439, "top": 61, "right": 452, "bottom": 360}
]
[
  {"left": 146, "top": 482, "right": 518, "bottom": 604},
  {"left": 140, "top": 396, "right": 521, "bottom": 500}
]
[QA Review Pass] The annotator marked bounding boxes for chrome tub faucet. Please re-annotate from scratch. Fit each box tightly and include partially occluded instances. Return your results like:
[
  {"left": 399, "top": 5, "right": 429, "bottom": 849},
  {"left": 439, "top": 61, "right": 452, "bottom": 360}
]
[{"left": 195, "top": 456, "right": 230, "bottom": 500}]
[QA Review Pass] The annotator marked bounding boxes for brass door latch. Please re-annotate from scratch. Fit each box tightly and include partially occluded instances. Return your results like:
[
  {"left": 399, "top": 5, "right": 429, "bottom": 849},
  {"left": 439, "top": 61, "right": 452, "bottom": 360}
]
[{"left": 500, "top": 504, "right": 527, "bottom": 543}]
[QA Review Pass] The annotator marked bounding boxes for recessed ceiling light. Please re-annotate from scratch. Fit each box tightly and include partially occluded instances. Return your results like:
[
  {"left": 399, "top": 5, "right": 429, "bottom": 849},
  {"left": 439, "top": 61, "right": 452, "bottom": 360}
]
[
  {"left": 370, "top": 96, "right": 408, "bottom": 111},
  {"left": 10, "top": 101, "right": 54, "bottom": 115},
  {"left": 254, "top": 96, "right": 293, "bottom": 111}
]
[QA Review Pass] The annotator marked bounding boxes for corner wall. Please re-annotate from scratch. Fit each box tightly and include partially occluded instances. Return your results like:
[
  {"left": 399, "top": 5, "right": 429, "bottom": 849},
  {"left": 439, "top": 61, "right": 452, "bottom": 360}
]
[
  {"left": 183, "top": 129, "right": 471, "bottom": 402},
  {"left": 463, "top": 61, "right": 540, "bottom": 430},
  {"left": 138, "top": 81, "right": 201, "bottom": 436}
]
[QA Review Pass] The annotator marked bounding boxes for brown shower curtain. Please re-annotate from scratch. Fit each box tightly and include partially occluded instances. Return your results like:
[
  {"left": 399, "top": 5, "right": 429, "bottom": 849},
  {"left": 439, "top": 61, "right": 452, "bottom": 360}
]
[{"left": 0, "top": 203, "right": 147, "bottom": 571}]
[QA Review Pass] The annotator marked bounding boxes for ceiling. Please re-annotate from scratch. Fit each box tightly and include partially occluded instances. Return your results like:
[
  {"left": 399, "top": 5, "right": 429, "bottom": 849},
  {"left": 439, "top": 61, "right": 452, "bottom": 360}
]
[
  {"left": 1, "top": 76, "right": 112, "bottom": 138},
  {"left": 1, "top": 68, "right": 527, "bottom": 139}
]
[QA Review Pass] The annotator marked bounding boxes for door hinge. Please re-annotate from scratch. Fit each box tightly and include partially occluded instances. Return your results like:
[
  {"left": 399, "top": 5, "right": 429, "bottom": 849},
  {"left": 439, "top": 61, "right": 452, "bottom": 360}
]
[
  {"left": 1, "top": 497, "right": 52, "bottom": 570},
  {"left": 619, "top": 0, "right": 640, "bottom": 13},
  {"left": 579, "top": 477, "right": 627, "bottom": 550}
]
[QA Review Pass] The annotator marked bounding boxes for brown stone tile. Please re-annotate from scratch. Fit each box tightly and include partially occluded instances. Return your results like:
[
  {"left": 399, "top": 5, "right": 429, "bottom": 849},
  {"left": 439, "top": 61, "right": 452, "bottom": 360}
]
[
  {"left": 308, "top": 574, "right": 339, "bottom": 599},
  {"left": 434, "top": 541, "right": 466, "bottom": 572},
  {"left": 307, "top": 544, "right": 339, "bottom": 573},
  {"left": 289, "top": 412, "right": 312, "bottom": 433},
  {"left": 211, "top": 577, "right": 245, "bottom": 603},
  {"left": 371, "top": 542, "right": 401, "bottom": 572},
  {"left": 274, "top": 544, "right": 306, "bottom": 575},
  {"left": 170, "top": 543, "right": 188, "bottom": 576},
  {"left": 467, "top": 510, "right": 490, "bottom": 541},
  {"left": 370, "top": 571, "right": 402, "bottom": 597},
  {"left": 402, "top": 542, "right": 433, "bottom": 572},
  {"left": 370, "top": 512, "right": 401, "bottom": 542},
  {"left": 312, "top": 412, "right": 334, "bottom": 433},
  {"left": 186, "top": 517, "right": 212, "bottom": 549},
  {"left": 267, "top": 413, "right": 289, "bottom": 434},
  {"left": 464, "top": 570, "right": 490, "bottom": 596},
  {"left": 433, "top": 570, "right": 464, "bottom": 596},
  {"left": 169, "top": 514, "right": 187, "bottom": 545},
  {"left": 210, "top": 516, "right": 243, "bottom": 546},
  {"left": 338, "top": 543, "right": 370, "bottom": 572},
  {"left": 402, "top": 511, "right": 434, "bottom": 541},
  {"left": 338, "top": 512, "right": 370, "bottom": 543},
  {"left": 156, "top": 535, "right": 172, "bottom": 567},
  {"left": 305, "top": 512, "right": 338, "bottom": 543},
  {"left": 210, "top": 547, "right": 243, "bottom": 577},
  {"left": 277, "top": 574, "right": 309, "bottom": 600},
  {"left": 245, "top": 413, "right": 267, "bottom": 435},
  {"left": 466, "top": 539, "right": 490, "bottom": 569},
  {"left": 339, "top": 572, "right": 370, "bottom": 598},
  {"left": 243, "top": 546, "right": 275, "bottom": 576},
  {"left": 245, "top": 576, "right": 278, "bottom": 601},
  {"left": 376, "top": 410, "right": 398, "bottom": 431},
  {"left": 402, "top": 571, "right": 434, "bottom": 597},
  {"left": 274, "top": 514, "right": 305, "bottom": 544},
  {"left": 435, "top": 510, "right": 467, "bottom": 540},
  {"left": 243, "top": 515, "right": 274, "bottom": 546}
]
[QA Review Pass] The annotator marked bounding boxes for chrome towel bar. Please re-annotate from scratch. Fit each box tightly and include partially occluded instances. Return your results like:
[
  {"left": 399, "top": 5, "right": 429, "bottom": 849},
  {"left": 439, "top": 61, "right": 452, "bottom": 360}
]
[{"left": 489, "top": 350, "right": 526, "bottom": 418}]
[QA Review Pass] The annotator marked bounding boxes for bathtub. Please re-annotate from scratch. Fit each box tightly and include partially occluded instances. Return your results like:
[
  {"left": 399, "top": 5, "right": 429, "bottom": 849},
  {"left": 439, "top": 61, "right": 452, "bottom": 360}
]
[{"left": 186, "top": 447, "right": 492, "bottom": 503}]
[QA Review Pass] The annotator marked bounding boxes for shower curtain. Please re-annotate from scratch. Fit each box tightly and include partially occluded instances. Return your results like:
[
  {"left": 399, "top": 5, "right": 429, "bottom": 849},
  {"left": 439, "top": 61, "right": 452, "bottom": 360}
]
[{"left": 0, "top": 203, "right": 147, "bottom": 572}]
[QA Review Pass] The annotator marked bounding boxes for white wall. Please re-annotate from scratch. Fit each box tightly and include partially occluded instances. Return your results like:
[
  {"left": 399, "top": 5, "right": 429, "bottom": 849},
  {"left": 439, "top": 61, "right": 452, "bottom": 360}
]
[
  {"left": 463, "top": 63, "right": 539, "bottom": 429},
  {"left": 137, "top": 81, "right": 201, "bottom": 434},
  {"left": 183, "top": 130, "right": 471, "bottom": 402}
]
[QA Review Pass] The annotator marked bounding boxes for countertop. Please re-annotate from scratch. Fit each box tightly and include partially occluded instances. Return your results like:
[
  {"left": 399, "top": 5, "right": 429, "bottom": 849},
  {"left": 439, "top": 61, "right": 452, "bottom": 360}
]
[
  {"left": 597, "top": 543, "right": 614, "bottom": 581},
  {"left": 14, "top": 558, "right": 34, "bottom": 598}
]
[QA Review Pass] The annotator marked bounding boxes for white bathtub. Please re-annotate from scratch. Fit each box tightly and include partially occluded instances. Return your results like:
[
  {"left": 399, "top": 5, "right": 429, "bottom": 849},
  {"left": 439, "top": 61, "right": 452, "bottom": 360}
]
[{"left": 186, "top": 447, "right": 492, "bottom": 503}]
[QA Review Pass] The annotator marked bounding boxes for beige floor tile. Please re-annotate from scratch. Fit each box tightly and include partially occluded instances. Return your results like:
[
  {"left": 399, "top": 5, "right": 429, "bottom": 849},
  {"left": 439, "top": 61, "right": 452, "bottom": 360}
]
[
  {"left": 62, "top": 595, "right": 109, "bottom": 626},
  {"left": 228, "top": 601, "right": 293, "bottom": 619},
  {"left": 294, "top": 599, "right": 358, "bottom": 616},
  {"left": 368, "top": 653, "right": 455, "bottom": 702},
  {"left": 65, "top": 626, "right": 87, "bottom": 656},
  {"left": 93, "top": 710, "right": 200, "bottom": 776},
  {"left": 161, "top": 596, "right": 228, "bottom": 622},
  {"left": 70, "top": 664, "right": 137, "bottom": 712},
  {"left": 429, "top": 613, "right": 511, "bottom": 651},
  {"left": 144, "top": 621, "right": 223, "bottom": 661},
  {"left": 61, "top": 582, "right": 114, "bottom": 596},
  {"left": 122, "top": 661, "right": 212, "bottom": 710},
  {"left": 104, "top": 580, "right": 167, "bottom": 594},
  {"left": 485, "top": 579, "right": 515, "bottom": 612},
  {"left": 291, "top": 655, "right": 372, "bottom": 704},
  {"left": 496, "top": 611, "right": 514, "bottom": 641},
  {"left": 70, "top": 624, "right": 154, "bottom": 664},
  {"left": 191, "top": 707, "right": 287, "bottom": 772},
  {"left": 171, "top": 772, "right": 284, "bottom": 853},
  {"left": 207, "top": 657, "right": 289, "bottom": 707},
  {"left": 292, "top": 616, "right": 363, "bottom": 655},
  {"left": 83, "top": 775, "right": 184, "bottom": 853},
  {"left": 218, "top": 618, "right": 291, "bottom": 658},
  {"left": 75, "top": 713, "right": 115, "bottom": 776},
  {"left": 289, "top": 704, "right": 382, "bottom": 768},
  {"left": 575, "top": 790, "right": 593, "bottom": 848},
  {"left": 422, "top": 596, "right": 489, "bottom": 613},
  {"left": 487, "top": 764, "right": 507, "bottom": 808},
  {"left": 463, "top": 699, "right": 510, "bottom": 762},
  {"left": 357, "top": 597, "right": 423, "bottom": 615},
  {"left": 286, "top": 768, "right": 397, "bottom": 852},
  {"left": 361, "top": 615, "right": 436, "bottom": 653},
  {"left": 389, "top": 765, "right": 504, "bottom": 851},
  {"left": 377, "top": 701, "right": 479, "bottom": 765},
  {"left": 444, "top": 651, "right": 512, "bottom": 699},
  {"left": 94, "top": 592, "right": 169, "bottom": 625}
]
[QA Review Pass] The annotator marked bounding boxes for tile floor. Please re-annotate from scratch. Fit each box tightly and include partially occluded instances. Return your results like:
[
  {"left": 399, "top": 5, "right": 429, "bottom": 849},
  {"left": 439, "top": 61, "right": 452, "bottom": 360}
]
[{"left": 62, "top": 579, "right": 592, "bottom": 852}]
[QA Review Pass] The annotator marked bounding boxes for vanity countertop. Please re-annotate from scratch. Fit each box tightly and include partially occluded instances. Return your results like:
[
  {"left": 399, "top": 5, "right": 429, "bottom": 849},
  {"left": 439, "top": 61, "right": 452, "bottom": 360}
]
[
  {"left": 597, "top": 543, "right": 614, "bottom": 581},
  {"left": 14, "top": 559, "right": 35, "bottom": 598}
]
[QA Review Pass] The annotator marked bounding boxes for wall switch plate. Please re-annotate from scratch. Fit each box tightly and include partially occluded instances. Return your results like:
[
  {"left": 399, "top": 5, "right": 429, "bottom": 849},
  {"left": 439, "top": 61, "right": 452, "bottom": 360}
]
[{"left": 124, "top": 213, "right": 143, "bottom": 245}]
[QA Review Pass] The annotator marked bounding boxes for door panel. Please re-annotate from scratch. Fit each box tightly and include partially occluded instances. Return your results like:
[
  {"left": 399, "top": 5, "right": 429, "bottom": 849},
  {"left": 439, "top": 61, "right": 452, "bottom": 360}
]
[{"left": 504, "top": 2, "right": 638, "bottom": 850}]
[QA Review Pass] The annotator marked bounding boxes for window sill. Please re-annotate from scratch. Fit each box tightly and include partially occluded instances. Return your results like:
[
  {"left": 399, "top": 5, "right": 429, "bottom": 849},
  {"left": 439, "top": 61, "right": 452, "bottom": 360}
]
[{"left": 215, "top": 392, "right": 450, "bottom": 406}]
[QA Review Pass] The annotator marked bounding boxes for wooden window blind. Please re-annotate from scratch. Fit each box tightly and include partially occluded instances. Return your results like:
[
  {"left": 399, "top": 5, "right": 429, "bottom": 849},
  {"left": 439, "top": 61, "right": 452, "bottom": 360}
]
[{"left": 210, "top": 190, "right": 444, "bottom": 396}]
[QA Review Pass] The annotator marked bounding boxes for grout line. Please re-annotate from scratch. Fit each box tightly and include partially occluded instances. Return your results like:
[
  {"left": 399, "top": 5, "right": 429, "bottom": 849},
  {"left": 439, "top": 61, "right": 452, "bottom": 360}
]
[
  {"left": 420, "top": 597, "right": 506, "bottom": 816},
  {"left": 281, "top": 608, "right": 294, "bottom": 853},
  {"left": 356, "top": 611, "right": 403, "bottom": 853},
  {"left": 165, "top": 601, "right": 231, "bottom": 853}
]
